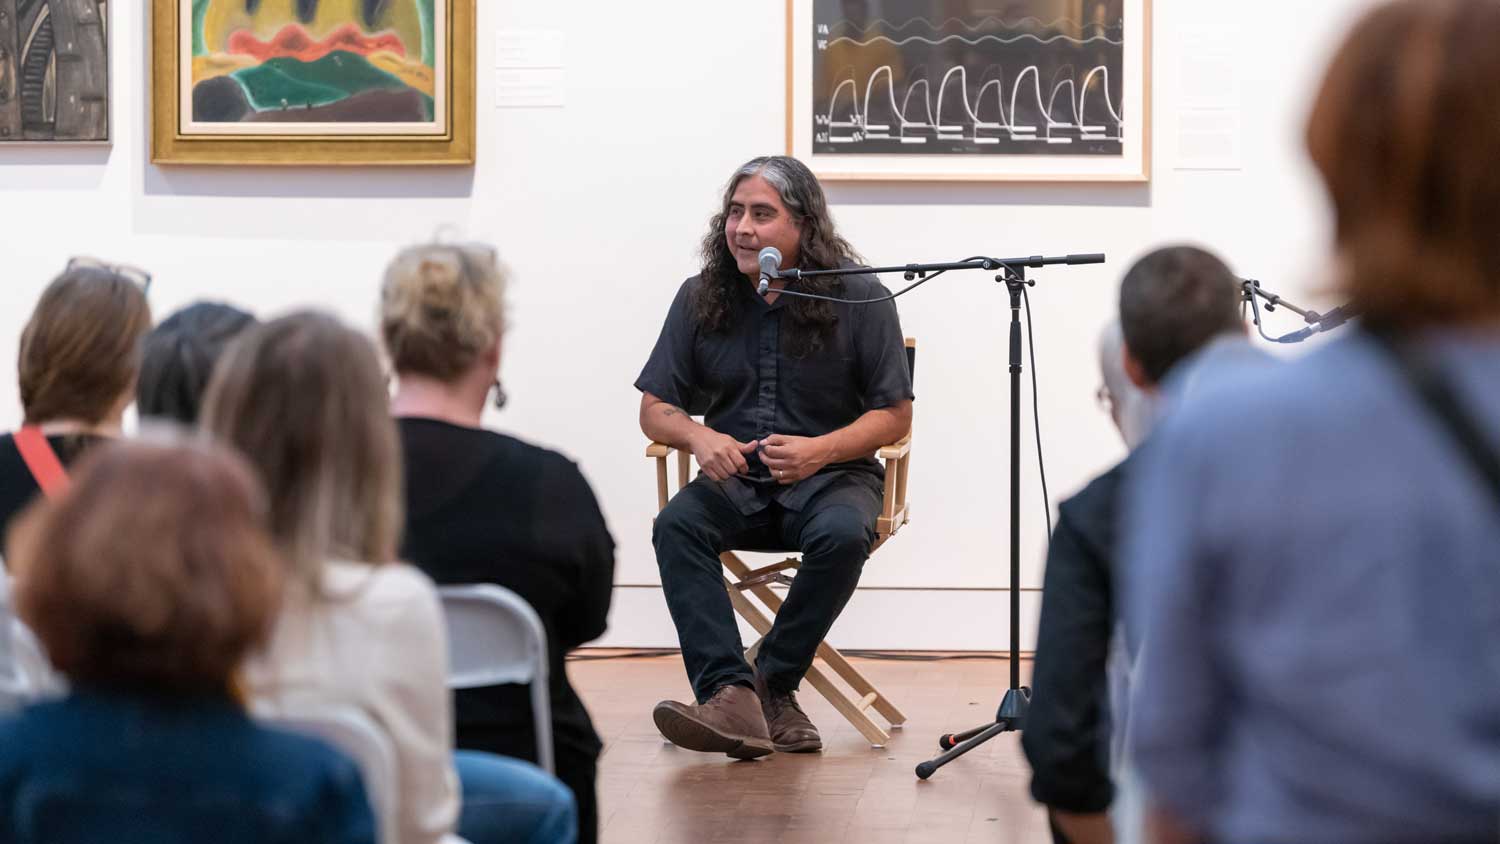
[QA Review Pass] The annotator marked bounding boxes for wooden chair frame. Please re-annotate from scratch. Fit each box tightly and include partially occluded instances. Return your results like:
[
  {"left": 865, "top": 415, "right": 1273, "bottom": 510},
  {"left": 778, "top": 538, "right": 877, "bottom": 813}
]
[{"left": 645, "top": 339, "right": 914, "bottom": 747}]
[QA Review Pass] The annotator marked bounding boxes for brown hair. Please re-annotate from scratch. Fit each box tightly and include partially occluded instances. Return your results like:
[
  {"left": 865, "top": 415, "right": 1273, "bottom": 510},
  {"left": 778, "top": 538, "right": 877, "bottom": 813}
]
[
  {"left": 380, "top": 243, "right": 506, "bottom": 382},
  {"left": 1119, "top": 246, "right": 1244, "bottom": 383},
  {"left": 201, "top": 312, "right": 402, "bottom": 586},
  {"left": 1306, "top": 0, "right": 1500, "bottom": 329},
  {"left": 19, "top": 267, "right": 152, "bottom": 425},
  {"left": 7, "top": 439, "right": 282, "bottom": 696}
]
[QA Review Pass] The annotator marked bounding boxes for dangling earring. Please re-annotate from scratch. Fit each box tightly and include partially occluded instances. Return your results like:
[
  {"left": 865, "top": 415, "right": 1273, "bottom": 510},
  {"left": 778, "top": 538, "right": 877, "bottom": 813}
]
[{"left": 492, "top": 379, "right": 508, "bottom": 410}]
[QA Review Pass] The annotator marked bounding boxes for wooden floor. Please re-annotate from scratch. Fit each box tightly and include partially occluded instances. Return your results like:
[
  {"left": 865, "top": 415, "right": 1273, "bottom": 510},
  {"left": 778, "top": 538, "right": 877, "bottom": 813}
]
[{"left": 571, "top": 653, "right": 1048, "bottom": 844}]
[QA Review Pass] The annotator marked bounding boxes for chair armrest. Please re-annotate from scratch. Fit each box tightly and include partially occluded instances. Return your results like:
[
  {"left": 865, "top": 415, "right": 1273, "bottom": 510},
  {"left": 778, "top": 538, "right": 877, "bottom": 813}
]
[
  {"left": 875, "top": 432, "right": 913, "bottom": 542},
  {"left": 647, "top": 441, "right": 692, "bottom": 511},
  {"left": 877, "top": 434, "right": 912, "bottom": 461}
]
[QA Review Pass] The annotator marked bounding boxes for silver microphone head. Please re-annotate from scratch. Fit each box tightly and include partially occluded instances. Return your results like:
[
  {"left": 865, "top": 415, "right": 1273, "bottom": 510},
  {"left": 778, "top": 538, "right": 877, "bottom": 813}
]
[{"left": 758, "top": 246, "right": 783, "bottom": 279}]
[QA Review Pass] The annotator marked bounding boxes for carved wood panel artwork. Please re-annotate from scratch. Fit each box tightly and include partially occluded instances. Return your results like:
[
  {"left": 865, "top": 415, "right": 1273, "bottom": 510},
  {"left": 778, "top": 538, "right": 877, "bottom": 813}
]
[{"left": 0, "top": 0, "right": 108, "bottom": 142}]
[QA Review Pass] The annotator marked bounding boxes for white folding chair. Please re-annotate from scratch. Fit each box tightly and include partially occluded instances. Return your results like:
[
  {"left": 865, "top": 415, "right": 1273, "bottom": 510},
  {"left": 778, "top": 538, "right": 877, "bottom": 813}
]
[
  {"left": 0, "top": 577, "right": 25, "bottom": 713},
  {"left": 0, "top": 571, "right": 63, "bottom": 713},
  {"left": 264, "top": 705, "right": 472, "bottom": 844},
  {"left": 265, "top": 708, "right": 397, "bottom": 844},
  {"left": 265, "top": 706, "right": 401, "bottom": 844},
  {"left": 436, "top": 584, "right": 554, "bottom": 774}
]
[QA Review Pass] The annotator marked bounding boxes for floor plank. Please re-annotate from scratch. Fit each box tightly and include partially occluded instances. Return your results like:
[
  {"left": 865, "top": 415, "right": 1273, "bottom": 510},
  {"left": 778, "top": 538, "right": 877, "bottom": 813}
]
[{"left": 570, "top": 653, "right": 1049, "bottom": 843}]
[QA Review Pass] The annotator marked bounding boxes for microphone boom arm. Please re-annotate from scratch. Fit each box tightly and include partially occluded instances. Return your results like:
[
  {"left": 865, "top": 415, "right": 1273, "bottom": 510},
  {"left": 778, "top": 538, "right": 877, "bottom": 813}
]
[{"left": 777, "top": 253, "right": 1107, "bottom": 282}]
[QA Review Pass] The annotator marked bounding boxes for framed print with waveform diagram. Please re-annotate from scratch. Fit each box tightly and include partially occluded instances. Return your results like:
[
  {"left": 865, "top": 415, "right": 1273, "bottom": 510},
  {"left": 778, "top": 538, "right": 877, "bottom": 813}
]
[{"left": 787, "top": 0, "right": 1151, "bottom": 182}]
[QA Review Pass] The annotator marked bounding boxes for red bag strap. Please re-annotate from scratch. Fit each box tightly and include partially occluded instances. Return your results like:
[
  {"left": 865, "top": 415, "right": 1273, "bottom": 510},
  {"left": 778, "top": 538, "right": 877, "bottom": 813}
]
[{"left": 14, "top": 426, "right": 70, "bottom": 498}]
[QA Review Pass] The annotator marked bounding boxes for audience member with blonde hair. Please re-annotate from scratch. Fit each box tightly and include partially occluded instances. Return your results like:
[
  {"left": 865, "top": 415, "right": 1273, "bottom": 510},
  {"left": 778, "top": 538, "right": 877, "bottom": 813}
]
[
  {"left": 382, "top": 242, "right": 615, "bottom": 844},
  {"left": 1122, "top": 1, "right": 1500, "bottom": 841},
  {"left": 0, "top": 260, "right": 151, "bottom": 541},
  {"left": 0, "top": 439, "right": 375, "bottom": 844},
  {"left": 202, "top": 312, "right": 578, "bottom": 844}
]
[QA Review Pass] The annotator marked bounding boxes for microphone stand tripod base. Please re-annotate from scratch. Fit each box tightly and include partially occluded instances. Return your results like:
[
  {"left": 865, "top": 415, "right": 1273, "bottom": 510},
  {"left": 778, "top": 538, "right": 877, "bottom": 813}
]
[{"left": 915, "top": 686, "right": 1031, "bottom": 780}]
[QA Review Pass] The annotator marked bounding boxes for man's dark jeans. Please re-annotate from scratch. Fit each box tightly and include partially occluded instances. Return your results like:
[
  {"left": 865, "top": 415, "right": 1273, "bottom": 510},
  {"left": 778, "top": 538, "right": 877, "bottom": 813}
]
[{"left": 652, "top": 473, "right": 882, "bottom": 702}]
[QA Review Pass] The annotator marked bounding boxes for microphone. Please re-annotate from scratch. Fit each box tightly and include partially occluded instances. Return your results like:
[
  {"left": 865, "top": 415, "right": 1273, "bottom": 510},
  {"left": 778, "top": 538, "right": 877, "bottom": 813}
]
[
  {"left": 1276, "top": 304, "right": 1359, "bottom": 343},
  {"left": 757, "top": 247, "right": 782, "bottom": 296}
]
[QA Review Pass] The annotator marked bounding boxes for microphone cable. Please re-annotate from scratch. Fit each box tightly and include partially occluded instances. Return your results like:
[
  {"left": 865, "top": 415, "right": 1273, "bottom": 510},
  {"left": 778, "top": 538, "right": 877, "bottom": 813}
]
[
  {"left": 1023, "top": 285, "right": 1053, "bottom": 538},
  {"left": 767, "top": 258, "right": 1057, "bottom": 542}
]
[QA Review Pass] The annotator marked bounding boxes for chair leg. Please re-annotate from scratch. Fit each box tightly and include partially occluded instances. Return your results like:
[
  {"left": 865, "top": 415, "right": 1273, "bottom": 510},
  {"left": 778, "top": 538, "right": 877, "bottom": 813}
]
[
  {"left": 800, "top": 660, "right": 891, "bottom": 747},
  {"left": 721, "top": 552, "right": 898, "bottom": 746},
  {"left": 744, "top": 636, "right": 763, "bottom": 667},
  {"left": 737, "top": 573, "right": 907, "bottom": 729}
]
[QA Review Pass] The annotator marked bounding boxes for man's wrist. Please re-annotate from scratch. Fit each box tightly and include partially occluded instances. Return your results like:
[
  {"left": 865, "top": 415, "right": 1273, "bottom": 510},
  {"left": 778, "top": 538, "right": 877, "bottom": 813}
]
[{"left": 815, "top": 432, "right": 841, "bottom": 466}]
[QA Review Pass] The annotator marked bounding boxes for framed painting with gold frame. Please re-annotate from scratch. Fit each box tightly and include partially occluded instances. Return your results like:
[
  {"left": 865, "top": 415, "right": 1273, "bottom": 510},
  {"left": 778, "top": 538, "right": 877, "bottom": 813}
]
[
  {"left": 151, "top": 0, "right": 474, "bottom": 165},
  {"left": 786, "top": 0, "right": 1151, "bottom": 182}
]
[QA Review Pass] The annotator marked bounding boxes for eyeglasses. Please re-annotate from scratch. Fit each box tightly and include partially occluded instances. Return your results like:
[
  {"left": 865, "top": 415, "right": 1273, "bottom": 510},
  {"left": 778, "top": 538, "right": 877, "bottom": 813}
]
[{"left": 67, "top": 256, "right": 152, "bottom": 294}]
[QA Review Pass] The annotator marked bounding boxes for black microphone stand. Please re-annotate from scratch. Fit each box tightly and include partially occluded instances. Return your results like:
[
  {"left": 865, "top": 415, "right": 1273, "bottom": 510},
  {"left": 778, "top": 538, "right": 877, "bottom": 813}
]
[
  {"left": 771, "top": 252, "right": 1105, "bottom": 780},
  {"left": 1241, "top": 278, "right": 1354, "bottom": 344}
]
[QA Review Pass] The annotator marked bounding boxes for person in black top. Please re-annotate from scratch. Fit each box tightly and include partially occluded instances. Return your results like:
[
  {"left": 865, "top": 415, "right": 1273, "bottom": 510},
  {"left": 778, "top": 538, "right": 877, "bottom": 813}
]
[
  {"left": 380, "top": 241, "right": 615, "bottom": 844},
  {"left": 1022, "top": 246, "right": 1251, "bottom": 844},
  {"left": 0, "top": 260, "right": 152, "bottom": 543},
  {"left": 636, "top": 156, "right": 914, "bottom": 759}
]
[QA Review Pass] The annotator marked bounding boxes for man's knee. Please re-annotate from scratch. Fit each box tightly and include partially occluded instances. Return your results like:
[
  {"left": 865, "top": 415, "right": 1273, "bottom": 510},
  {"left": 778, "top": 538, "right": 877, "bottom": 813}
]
[
  {"left": 802, "top": 507, "right": 875, "bottom": 561},
  {"left": 652, "top": 491, "right": 732, "bottom": 581},
  {"left": 652, "top": 494, "right": 710, "bottom": 551}
]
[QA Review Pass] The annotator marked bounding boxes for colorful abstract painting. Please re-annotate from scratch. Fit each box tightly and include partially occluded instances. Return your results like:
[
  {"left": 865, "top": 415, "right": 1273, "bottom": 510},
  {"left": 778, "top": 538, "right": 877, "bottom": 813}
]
[{"left": 184, "top": 0, "right": 444, "bottom": 134}]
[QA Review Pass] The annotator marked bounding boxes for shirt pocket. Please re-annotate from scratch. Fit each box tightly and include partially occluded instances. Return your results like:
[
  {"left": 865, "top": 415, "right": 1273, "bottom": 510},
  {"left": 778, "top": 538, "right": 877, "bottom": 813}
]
[
  {"left": 703, "top": 364, "right": 755, "bottom": 401},
  {"left": 785, "top": 353, "right": 855, "bottom": 394}
]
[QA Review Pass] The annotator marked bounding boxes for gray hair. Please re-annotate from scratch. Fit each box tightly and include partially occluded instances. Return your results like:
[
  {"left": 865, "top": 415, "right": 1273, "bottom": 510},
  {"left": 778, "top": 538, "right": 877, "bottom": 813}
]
[
  {"left": 1098, "top": 319, "right": 1157, "bottom": 449},
  {"left": 694, "top": 156, "right": 859, "bottom": 349},
  {"left": 730, "top": 156, "right": 823, "bottom": 224}
]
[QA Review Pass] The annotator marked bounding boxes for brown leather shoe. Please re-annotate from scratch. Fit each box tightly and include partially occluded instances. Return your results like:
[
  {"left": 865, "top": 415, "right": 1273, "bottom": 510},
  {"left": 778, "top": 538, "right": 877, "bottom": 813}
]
[
  {"left": 753, "top": 670, "right": 822, "bottom": 753},
  {"left": 652, "top": 684, "right": 774, "bottom": 760}
]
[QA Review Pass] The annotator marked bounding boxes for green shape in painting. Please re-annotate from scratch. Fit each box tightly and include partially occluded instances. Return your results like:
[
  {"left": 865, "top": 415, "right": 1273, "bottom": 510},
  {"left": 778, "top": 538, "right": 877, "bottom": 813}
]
[
  {"left": 417, "top": 0, "right": 436, "bottom": 67},
  {"left": 232, "top": 65, "right": 351, "bottom": 112},
  {"left": 262, "top": 51, "right": 410, "bottom": 97},
  {"left": 192, "top": 0, "right": 212, "bottom": 57}
]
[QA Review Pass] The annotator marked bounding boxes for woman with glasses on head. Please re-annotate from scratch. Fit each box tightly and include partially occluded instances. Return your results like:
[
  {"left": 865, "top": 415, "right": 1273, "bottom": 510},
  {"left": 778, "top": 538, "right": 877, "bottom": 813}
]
[
  {"left": 0, "top": 259, "right": 152, "bottom": 542},
  {"left": 380, "top": 242, "right": 615, "bottom": 844},
  {"left": 203, "top": 311, "right": 578, "bottom": 844}
]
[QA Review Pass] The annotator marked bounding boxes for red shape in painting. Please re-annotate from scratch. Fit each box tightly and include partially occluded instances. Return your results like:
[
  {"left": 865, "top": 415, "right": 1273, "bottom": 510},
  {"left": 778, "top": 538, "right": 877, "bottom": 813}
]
[{"left": 228, "top": 23, "right": 407, "bottom": 63}]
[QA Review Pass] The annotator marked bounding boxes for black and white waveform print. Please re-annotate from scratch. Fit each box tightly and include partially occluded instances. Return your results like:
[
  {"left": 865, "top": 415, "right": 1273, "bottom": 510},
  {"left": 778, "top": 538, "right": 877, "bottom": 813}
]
[{"left": 812, "top": 0, "right": 1126, "bottom": 156}]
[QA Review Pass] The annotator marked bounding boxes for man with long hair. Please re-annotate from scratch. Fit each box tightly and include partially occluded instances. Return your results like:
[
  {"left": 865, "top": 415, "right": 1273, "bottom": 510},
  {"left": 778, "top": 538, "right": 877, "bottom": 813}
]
[{"left": 636, "top": 156, "right": 914, "bottom": 758}]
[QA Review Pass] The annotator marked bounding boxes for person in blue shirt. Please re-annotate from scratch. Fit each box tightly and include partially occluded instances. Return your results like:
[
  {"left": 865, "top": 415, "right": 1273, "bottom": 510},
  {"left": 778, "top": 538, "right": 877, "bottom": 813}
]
[
  {"left": 1122, "top": 1, "right": 1500, "bottom": 841},
  {"left": 0, "top": 438, "right": 375, "bottom": 844}
]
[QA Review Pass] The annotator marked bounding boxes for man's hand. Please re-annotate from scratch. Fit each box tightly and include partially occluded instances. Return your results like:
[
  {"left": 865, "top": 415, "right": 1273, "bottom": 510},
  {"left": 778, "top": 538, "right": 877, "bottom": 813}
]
[
  {"left": 760, "top": 434, "right": 834, "bottom": 485},
  {"left": 688, "top": 429, "right": 759, "bottom": 482},
  {"left": 1144, "top": 806, "right": 1200, "bottom": 844}
]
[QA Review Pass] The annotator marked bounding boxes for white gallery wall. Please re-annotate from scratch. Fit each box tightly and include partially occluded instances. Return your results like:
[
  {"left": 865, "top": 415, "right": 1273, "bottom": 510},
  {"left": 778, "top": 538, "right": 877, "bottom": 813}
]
[{"left": 0, "top": 0, "right": 1376, "bottom": 651}]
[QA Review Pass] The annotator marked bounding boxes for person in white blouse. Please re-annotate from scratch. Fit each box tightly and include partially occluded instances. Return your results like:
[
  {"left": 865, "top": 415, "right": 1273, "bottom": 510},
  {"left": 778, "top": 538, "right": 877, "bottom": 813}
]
[{"left": 202, "top": 311, "right": 577, "bottom": 844}]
